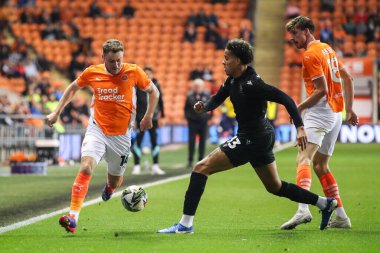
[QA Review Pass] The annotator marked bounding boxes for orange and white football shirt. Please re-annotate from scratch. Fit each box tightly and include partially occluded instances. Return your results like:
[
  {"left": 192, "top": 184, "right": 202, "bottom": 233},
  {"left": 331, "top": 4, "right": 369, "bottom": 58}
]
[
  {"left": 302, "top": 40, "right": 344, "bottom": 112},
  {"left": 76, "top": 63, "right": 151, "bottom": 136}
]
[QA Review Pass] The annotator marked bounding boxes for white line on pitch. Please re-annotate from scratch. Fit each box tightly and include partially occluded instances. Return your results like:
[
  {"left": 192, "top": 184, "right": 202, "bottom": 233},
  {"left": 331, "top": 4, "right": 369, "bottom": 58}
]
[{"left": 0, "top": 142, "right": 292, "bottom": 234}]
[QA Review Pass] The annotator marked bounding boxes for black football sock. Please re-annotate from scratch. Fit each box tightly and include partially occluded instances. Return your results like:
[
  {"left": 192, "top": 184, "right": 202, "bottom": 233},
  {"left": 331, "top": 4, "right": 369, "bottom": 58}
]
[
  {"left": 183, "top": 172, "right": 208, "bottom": 215},
  {"left": 275, "top": 180, "right": 319, "bottom": 205}
]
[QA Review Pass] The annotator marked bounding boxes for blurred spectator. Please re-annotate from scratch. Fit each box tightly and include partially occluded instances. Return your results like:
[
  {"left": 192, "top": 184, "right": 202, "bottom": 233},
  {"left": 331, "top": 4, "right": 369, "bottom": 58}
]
[
  {"left": 209, "top": 9, "right": 219, "bottom": 27},
  {"left": 343, "top": 16, "right": 356, "bottom": 35},
  {"left": 89, "top": 0, "right": 102, "bottom": 18},
  {"left": 189, "top": 64, "right": 204, "bottom": 80},
  {"left": 189, "top": 64, "right": 214, "bottom": 81},
  {"left": 354, "top": 7, "right": 367, "bottom": 25},
  {"left": 320, "top": 20, "right": 334, "bottom": 45},
  {"left": 195, "top": 8, "right": 209, "bottom": 27},
  {"left": 205, "top": 23, "right": 220, "bottom": 44},
  {"left": 60, "top": 97, "right": 90, "bottom": 125},
  {"left": 184, "top": 79, "right": 211, "bottom": 169},
  {"left": 239, "top": 24, "right": 254, "bottom": 45},
  {"left": 40, "top": 23, "right": 66, "bottom": 40},
  {"left": 201, "top": 64, "right": 214, "bottom": 82},
  {"left": 122, "top": 0, "right": 135, "bottom": 19},
  {"left": 17, "top": 0, "right": 35, "bottom": 8},
  {"left": 366, "top": 11, "right": 379, "bottom": 42},
  {"left": 50, "top": 5, "right": 61, "bottom": 23},
  {"left": 183, "top": 23, "right": 197, "bottom": 43},
  {"left": 69, "top": 54, "right": 86, "bottom": 80},
  {"left": 285, "top": 0, "right": 300, "bottom": 19},
  {"left": 211, "top": 0, "right": 228, "bottom": 4},
  {"left": 320, "top": 0, "right": 335, "bottom": 13},
  {"left": 186, "top": 10, "right": 197, "bottom": 25},
  {"left": 23, "top": 56, "right": 39, "bottom": 82},
  {"left": 36, "top": 53, "right": 50, "bottom": 71},
  {"left": 356, "top": 20, "right": 368, "bottom": 36}
]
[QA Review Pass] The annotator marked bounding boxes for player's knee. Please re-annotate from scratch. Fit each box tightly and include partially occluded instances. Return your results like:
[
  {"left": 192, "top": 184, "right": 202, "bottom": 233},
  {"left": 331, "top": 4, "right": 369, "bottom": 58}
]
[
  {"left": 80, "top": 160, "right": 94, "bottom": 175},
  {"left": 193, "top": 160, "right": 209, "bottom": 176},
  {"left": 297, "top": 152, "right": 311, "bottom": 165},
  {"left": 264, "top": 180, "right": 282, "bottom": 195}
]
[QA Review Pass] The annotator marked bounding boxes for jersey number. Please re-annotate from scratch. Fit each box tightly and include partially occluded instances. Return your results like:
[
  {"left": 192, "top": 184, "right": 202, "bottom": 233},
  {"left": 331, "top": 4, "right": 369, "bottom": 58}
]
[
  {"left": 326, "top": 57, "right": 341, "bottom": 83},
  {"left": 227, "top": 137, "right": 241, "bottom": 149},
  {"left": 120, "top": 155, "right": 128, "bottom": 166}
]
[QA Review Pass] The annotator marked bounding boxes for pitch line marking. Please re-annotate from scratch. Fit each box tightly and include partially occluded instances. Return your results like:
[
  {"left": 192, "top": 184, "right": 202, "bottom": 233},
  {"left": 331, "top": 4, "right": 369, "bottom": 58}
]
[{"left": 0, "top": 142, "right": 292, "bottom": 234}]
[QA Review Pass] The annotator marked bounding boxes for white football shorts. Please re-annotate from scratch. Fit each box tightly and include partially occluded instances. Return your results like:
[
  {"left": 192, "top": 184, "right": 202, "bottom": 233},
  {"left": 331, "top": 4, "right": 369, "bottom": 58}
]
[
  {"left": 81, "top": 120, "right": 132, "bottom": 176},
  {"left": 302, "top": 100, "right": 342, "bottom": 156}
]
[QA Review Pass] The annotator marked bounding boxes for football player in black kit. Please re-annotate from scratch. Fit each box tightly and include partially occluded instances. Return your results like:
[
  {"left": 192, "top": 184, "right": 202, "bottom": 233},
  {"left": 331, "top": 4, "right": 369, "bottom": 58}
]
[{"left": 157, "top": 39, "right": 337, "bottom": 234}]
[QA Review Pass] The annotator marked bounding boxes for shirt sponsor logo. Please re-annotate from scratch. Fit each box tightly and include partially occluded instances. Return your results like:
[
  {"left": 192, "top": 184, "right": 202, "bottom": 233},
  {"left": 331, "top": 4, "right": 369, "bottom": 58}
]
[{"left": 97, "top": 87, "right": 125, "bottom": 102}]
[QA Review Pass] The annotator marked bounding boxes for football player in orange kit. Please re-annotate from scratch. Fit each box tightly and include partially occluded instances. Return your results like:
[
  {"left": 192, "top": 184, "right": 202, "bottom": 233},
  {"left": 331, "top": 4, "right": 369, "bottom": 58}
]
[
  {"left": 46, "top": 39, "right": 159, "bottom": 233},
  {"left": 281, "top": 16, "right": 358, "bottom": 230}
]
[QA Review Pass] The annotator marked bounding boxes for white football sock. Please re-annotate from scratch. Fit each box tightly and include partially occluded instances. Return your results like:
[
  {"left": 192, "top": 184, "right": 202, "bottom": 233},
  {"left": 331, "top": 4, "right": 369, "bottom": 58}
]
[
  {"left": 316, "top": 197, "right": 327, "bottom": 210},
  {"left": 298, "top": 203, "right": 309, "bottom": 211},
  {"left": 179, "top": 214, "right": 194, "bottom": 228},
  {"left": 69, "top": 210, "right": 80, "bottom": 222},
  {"left": 335, "top": 207, "right": 348, "bottom": 219}
]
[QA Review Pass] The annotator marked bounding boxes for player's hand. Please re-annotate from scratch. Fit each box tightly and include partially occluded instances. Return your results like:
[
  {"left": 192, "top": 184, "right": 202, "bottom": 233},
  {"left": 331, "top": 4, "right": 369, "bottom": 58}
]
[
  {"left": 194, "top": 101, "right": 205, "bottom": 113},
  {"left": 346, "top": 109, "right": 359, "bottom": 126},
  {"left": 140, "top": 116, "right": 153, "bottom": 131},
  {"left": 46, "top": 111, "right": 59, "bottom": 128},
  {"left": 296, "top": 126, "right": 307, "bottom": 151}
]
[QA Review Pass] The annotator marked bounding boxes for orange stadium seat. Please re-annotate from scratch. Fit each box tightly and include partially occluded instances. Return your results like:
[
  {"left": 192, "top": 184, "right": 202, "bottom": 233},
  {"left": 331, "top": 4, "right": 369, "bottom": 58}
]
[{"left": 1, "top": 0, "right": 251, "bottom": 124}]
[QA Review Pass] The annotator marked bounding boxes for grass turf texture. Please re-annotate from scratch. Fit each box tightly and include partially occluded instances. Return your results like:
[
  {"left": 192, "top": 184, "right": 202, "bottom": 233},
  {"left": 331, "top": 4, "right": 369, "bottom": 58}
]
[{"left": 1, "top": 143, "right": 379, "bottom": 253}]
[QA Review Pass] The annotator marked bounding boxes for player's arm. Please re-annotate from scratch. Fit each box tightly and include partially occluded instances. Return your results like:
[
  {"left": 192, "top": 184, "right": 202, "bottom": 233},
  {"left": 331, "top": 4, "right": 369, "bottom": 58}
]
[
  {"left": 140, "top": 81, "right": 159, "bottom": 131},
  {"left": 46, "top": 81, "right": 81, "bottom": 127},
  {"left": 340, "top": 67, "right": 359, "bottom": 126},
  {"left": 195, "top": 78, "right": 230, "bottom": 113},
  {"left": 252, "top": 79, "right": 307, "bottom": 150},
  {"left": 297, "top": 76, "right": 328, "bottom": 112}
]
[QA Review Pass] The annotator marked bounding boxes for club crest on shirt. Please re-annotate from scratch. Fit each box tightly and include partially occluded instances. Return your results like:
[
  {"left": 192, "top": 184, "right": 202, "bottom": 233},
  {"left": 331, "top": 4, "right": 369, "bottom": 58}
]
[{"left": 121, "top": 75, "right": 128, "bottom": 82}]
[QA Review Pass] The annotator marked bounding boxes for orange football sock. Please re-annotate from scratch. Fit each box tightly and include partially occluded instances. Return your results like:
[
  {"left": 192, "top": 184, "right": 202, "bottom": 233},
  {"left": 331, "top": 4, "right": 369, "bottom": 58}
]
[
  {"left": 70, "top": 171, "right": 92, "bottom": 213},
  {"left": 319, "top": 172, "right": 343, "bottom": 207},
  {"left": 296, "top": 164, "right": 312, "bottom": 190}
]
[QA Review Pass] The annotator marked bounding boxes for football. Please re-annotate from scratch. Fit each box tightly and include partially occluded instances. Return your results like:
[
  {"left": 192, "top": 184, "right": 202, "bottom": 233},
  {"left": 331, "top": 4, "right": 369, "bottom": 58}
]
[{"left": 121, "top": 185, "right": 148, "bottom": 212}]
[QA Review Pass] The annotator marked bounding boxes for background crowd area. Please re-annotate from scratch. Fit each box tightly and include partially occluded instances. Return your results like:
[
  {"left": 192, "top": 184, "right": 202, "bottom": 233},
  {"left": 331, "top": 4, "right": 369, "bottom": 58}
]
[{"left": 0, "top": 0, "right": 379, "bottom": 163}]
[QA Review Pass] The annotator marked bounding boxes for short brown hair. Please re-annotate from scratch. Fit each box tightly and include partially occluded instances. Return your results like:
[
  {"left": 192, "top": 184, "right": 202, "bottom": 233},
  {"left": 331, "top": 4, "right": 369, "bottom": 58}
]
[
  {"left": 102, "top": 39, "right": 124, "bottom": 54},
  {"left": 286, "top": 16, "right": 315, "bottom": 34}
]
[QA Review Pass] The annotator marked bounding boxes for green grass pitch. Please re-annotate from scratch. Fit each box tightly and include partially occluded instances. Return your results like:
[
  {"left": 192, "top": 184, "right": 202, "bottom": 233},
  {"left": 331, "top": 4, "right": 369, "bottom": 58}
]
[{"left": 0, "top": 143, "right": 379, "bottom": 253}]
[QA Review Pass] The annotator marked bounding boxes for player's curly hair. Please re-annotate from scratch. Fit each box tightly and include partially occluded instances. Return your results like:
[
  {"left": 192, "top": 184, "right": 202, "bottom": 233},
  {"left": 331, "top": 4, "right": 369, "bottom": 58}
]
[
  {"left": 226, "top": 39, "right": 253, "bottom": 65},
  {"left": 102, "top": 39, "right": 124, "bottom": 54},
  {"left": 286, "top": 16, "right": 315, "bottom": 34}
]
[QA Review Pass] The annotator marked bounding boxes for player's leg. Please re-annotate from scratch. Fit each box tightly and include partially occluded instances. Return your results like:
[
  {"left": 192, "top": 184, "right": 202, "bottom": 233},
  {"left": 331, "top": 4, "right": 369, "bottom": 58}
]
[
  {"left": 281, "top": 126, "right": 325, "bottom": 230},
  {"left": 157, "top": 147, "right": 234, "bottom": 233},
  {"left": 102, "top": 133, "right": 131, "bottom": 200},
  {"left": 253, "top": 161, "right": 337, "bottom": 230},
  {"left": 197, "top": 122, "right": 208, "bottom": 162},
  {"left": 187, "top": 123, "right": 197, "bottom": 169},
  {"left": 60, "top": 124, "right": 106, "bottom": 233},
  {"left": 149, "top": 121, "right": 165, "bottom": 175},
  {"left": 132, "top": 127, "right": 144, "bottom": 175},
  {"left": 102, "top": 153, "right": 126, "bottom": 201},
  {"left": 314, "top": 115, "right": 351, "bottom": 228}
]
